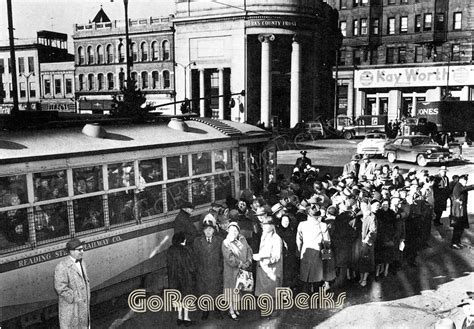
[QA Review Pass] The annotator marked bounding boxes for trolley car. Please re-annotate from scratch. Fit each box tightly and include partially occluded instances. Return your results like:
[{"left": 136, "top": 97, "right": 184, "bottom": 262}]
[{"left": 0, "top": 116, "right": 274, "bottom": 327}]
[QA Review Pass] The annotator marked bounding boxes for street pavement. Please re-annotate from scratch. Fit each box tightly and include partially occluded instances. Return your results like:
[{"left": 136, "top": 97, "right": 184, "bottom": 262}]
[{"left": 94, "top": 138, "right": 474, "bottom": 329}]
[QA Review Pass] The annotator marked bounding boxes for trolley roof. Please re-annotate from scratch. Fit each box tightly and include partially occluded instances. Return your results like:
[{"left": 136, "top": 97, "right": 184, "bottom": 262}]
[{"left": 0, "top": 118, "right": 269, "bottom": 163}]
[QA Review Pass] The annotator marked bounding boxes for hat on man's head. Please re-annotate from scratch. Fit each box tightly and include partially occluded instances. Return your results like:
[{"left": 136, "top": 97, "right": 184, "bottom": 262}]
[
  {"left": 342, "top": 188, "right": 352, "bottom": 197},
  {"left": 307, "top": 195, "right": 322, "bottom": 205},
  {"left": 408, "top": 168, "right": 417, "bottom": 174},
  {"left": 228, "top": 209, "right": 240, "bottom": 221},
  {"left": 439, "top": 166, "right": 448, "bottom": 172},
  {"left": 203, "top": 213, "right": 217, "bottom": 227},
  {"left": 327, "top": 206, "right": 338, "bottom": 216},
  {"left": 227, "top": 221, "right": 240, "bottom": 232},
  {"left": 372, "top": 191, "right": 382, "bottom": 201},
  {"left": 351, "top": 154, "right": 360, "bottom": 161},
  {"left": 271, "top": 203, "right": 285, "bottom": 215},
  {"left": 66, "top": 238, "right": 84, "bottom": 251},
  {"left": 362, "top": 154, "right": 370, "bottom": 160},
  {"left": 261, "top": 216, "right": 275, "bottom": 225},
  {"left": 202, "top": 221, "right": 216, "bottom": 231},
  {"left": 300, "top": 150, "right": 307, "bottom": 155}
]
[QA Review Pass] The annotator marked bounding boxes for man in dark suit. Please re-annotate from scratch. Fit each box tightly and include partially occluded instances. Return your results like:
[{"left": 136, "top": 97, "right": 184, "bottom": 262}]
[
  {"left": 433, "top": 166, "right": 450, "bottom": 226},
  {"left": 450, "top": 175, "right": 474, "bottom": 249},
  {"left": 54, "top": 238, "right": 90, "bottom": 329},
  {"left": 174, "top": 201, "right": 198, "bottom": 245},
  {"left": 193, "top": 222, "right": 224, "bottom": 320},
  {"left": 294, "top": 150, "right": 312, "bottom": 173}
]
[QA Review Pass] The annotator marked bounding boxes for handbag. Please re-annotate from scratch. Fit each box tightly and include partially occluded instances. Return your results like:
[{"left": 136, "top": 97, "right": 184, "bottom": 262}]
[
  {"left": 235, "top": 269, "right": 254, "bottom": 292},
  {"left": 318, "top": 222, "right": 333, "bottom": 261}
]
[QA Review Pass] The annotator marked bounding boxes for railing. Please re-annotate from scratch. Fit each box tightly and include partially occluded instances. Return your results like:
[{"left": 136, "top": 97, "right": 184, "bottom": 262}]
[{"left": 75, "top": 17, "right": 171, "bottom": 32}]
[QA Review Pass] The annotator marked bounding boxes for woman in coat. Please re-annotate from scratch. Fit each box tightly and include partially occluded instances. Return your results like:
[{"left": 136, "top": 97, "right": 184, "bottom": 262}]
[
  {"left": 276, "top": 215, "right": 298, "bottom": 290},
  {"left": 166, "top": 232, "right": 195, "bottom": 326},
  {"left": 353, "top": 199, "right": 378, "bottom": 287},
  {"left": 374, "top": 199, "right": 397, "bottom": 279},
  {"left": 253, "top": 216, "right": 283, "bottom": 298},
  {"left": 222, "top": 222, "right": 253, "bottom": 320}
]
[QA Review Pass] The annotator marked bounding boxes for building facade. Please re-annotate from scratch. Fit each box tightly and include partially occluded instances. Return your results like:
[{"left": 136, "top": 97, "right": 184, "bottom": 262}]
[
  {"left": 327, "top": 0, "right": 474, "bottom": 122},
  {"left": 40, "top": 61, "right": 75, "bottom": 112},
  {"left": 72, "top": 9, "right": 176, "bottom": 114},
  {"left": 174, "top": 0, "right": 340, "bottom": 127},
  {"left": 0, "top": 31, "right": 73, "bottom": 113}
]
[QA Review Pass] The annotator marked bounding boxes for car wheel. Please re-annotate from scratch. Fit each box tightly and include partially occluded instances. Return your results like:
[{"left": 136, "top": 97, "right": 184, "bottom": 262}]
[
  {"left": 416, "top": 154, "right": 427, "bottom": 167},
  {"left": 343, "top": 131, "right": 353, "bottom": 140},
  {"left": 387, "top": 152, "right": 396, "bottom": 163}
]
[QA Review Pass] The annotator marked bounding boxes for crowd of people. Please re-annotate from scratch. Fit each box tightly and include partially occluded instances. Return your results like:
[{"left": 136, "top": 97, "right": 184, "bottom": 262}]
[{"left": 168, "top": 150, "right": 474, "bottom": 325}]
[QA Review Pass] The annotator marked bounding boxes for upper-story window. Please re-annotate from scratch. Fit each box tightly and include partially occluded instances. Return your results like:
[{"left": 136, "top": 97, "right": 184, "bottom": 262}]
[
  {"left": 97, "top": 45, "right": 104, "bottom": 64},
  {"left": 78, "top": 47, "right": 85, "bottom": 65},
  {"left": 107, "top": 73, "right": 114, "bottom": 90},
  {"left": 162, "top": 40, "right": 170, "bottom": 61},
  {"left": 435, "top": 13, "right": 445, "bottom": 31},
  {"left": 87, "top": 46, "right": 94, "bottom": 64},
  {"left": 119, "top": 71, "right": 125, "bottom": 89},
  {"left": 424, "top": 13, "right": 432, "bottom": 31},
  {"left": 132, "top": 43, "right": 138, "bottom": 62},
  {"left": 453, "top": 12, "right": 462, "bottom": 30},
  {"left": 398, "top": 47, "right": 406, "bottom": 63},
  {"left": 118, "top": 43, "right": 125, "bottom": 63},
  {"left": 415, "top": 15, "right": 421, "bottom": 32},
  {"left": 141, "top": 71, "right": 148, "bottom": 89},
  {"left": 400, "top": 16, "right": 408, "bottom": 33},
  {"left": 18, "top": 57, "right": 25, "bottom": 74},
  {"left": 131, "top": 72, "right": 138, "bottom": 85},
  {"left": 386, "top": 47, "right": 395, "bottom": 64},
  {"left": 372, "top": 19, "right": 380, "bottom": 35},
  {"left": 388, "top": 17, "right": 395, "bottom": 35},
  {"left": 141, "top": 42, "right": 148, "bottom": 61},
  {"left": 98, "top": 73, "right": 104, "bottom": 90},
  {"left": 353, "top": 19, "right": 359, "bottom": 36},
  {"left": 28, "top": 57, "right": 34, "bottom": 73},
  {"left": 451, "top": 44, "right": 462, "bottom": 61},
  {"left": 361, "top": 19, "right": 368, "bottom": 35},
  {"left": 340, "top": 21, "right": 347, "bottom": 37},
  {"left": 353, "top": 0, "right": 367, "bottom": 6},
  {"left": 388, "top": 0, "right": 395, "bottom": 4},
  {"left": 78, "top": 74, "right": 84, "bottom": 91},
  {"left": 88, "top": 74, "right": 94, "bottom": 90},
  {"left": 414, "top": 46, "right": 424, "bottom": 63},
  {"left": 353, "top": 48, "right": 361, "bottom": 65},
  {"left": 152, "top": 41, "right": 159, "bottom": 60},
  {"left": 163, "top": 70, "right": 170, "bottom": 88},
  {"left": 152, "top": 71, "right": 159, "bottom": 89},
  {"left": 45, "top": 78, "right": 51, "bottom": 95},
  {"left": 106, "top": 44, "right": 114, "bottom": 63},
  {"left": 340, "top": 0, "right": 348, "bottom": 9}
]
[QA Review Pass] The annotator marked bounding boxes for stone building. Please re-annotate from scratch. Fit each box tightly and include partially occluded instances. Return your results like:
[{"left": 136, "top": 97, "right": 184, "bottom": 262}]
[
  {"left": 72, "top": 8, "right": 175, "bottom": 114},
  {"left": 326, "top": 0, "right": 474, "bottom": 122}
]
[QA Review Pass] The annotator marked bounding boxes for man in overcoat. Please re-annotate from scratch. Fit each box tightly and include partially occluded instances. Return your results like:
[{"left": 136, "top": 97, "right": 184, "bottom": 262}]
[
  {"left": 433, "top": 166, "right": 450, "bottom": 226},
  {"left": 450, "top": 175, "right": 474, "bottom": 249},
  {"left": 192, "top": 222, "right": 224, "bottom": 320},
  {"left": 54, "top": 238, "right": 90, "bottom": 329}
]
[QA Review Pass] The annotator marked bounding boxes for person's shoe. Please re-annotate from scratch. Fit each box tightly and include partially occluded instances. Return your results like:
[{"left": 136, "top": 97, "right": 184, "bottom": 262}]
[
  {"left": 450, "top": 244, "right": 461, "bottom": 250},
  {"left": 229, "top": 312, "right": 239, "bottom": 321},
  {"left": 184, "top": 320, "right": 193, "bottom": 327},
  {"left": 177, "top": 319, "right": 184, "bottom": 326},
  {"left": 359, "top": 279, "right": 367, "bottom": 287},
  {"left": 456, "top": 243, "right": 465, "bottom": 249},
  {"left": 201, "top": 311, "right": 209, "bottom": 320}
]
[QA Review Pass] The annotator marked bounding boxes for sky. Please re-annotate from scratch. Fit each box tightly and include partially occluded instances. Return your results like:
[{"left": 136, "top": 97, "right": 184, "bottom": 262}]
[{"left": 0, "top": 0, "right": 175, "bottom": 50}]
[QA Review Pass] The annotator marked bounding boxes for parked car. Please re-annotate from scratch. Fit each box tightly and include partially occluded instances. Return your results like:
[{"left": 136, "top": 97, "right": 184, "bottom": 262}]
[
  {"left": 279, "top": 121, "right": 325, "bottom": 143},
  {"left": 357, "top": 131, "right": 389, "bottom": 156},
  {"left": 383, "top": 135, "right": 452, "bottom": 167}
]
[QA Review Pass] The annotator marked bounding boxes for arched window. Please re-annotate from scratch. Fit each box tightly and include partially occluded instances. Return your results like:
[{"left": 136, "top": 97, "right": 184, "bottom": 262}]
[
  {"left": 98, "top": 73, "right": 104, "bottom": 90},
  {"left": 141, "top": 72, "right": 149, "bottom": 89},
  {"left": 78, "top": 74, "right": 85, "bottom": 91},
  {"left": 141, "top": 42, "right": 148, "bottom": 61},
  {"left": 88, "top": 74, "right": 94, "bottom": 90},
  {"left": 119, "top": 71, "right": 125, "bottom": 89},
  {"left": 107, "top": 73, "right": 114, "bottom": 90},
  {"left": 87, "top": 46, "right": 94, "bottom": 64},
  {"left": 151, "top": 41, "right": 159, "bottom": 61},
  {"left": 97, "top": 45, "right": 104, "bottom": 64},
  {"left": 118, "top": 43, "right": 125, "bottom": 63},
  {"left": 162, "top": 40, "right": 170, "bottom": 60},
  {"left": 78, "top": 47, "right": 85, "bottom": 65},
  {"left": 152, "top": 71, "right": 159, "bottom": 89},
  {"left": 163, "top": 70, "right": 170, "bottom": 88},
  {"left": 106, "top": 44, "right": 114, "bottom": 63},
  {"left": 132, "top": 42, "right": 138, "bottom": 62}
]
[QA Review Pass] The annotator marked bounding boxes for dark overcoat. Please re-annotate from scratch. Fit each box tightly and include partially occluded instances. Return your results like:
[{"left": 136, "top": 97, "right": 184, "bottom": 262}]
[
  {"left": 192, "top": 234, "right": 224, "bottom": 297},
  {"left": 166, "top": 244, "right": 195, "bottom": 296},
  {"left": 451, "top": 182, "right": 474, "bottom": 229}
]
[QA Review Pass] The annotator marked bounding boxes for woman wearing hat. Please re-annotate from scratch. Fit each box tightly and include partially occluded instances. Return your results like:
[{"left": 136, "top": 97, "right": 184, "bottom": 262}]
[
  {"left": 222, "top": 222, "right": 253, "bottom": 320},
  {"left": 276, "top": 214, "right": 298, "bottom": 291}
]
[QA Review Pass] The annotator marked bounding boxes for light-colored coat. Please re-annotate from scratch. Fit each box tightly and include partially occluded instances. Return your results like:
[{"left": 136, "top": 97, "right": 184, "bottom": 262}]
[
  {"left": 54, "top": 257, "right": 90, "bottom": 329},
  {"left": 358, "top": 161, "right": 376, "bottom": 180},
  {"left": 254, "top": 231, "right": 283, "bottom": 296},
  {"left": 296, "top": 216, "right": 330, "bottom": 283},
  {"left": 222, "top": 235, "right": 253, "bottom": 290}
]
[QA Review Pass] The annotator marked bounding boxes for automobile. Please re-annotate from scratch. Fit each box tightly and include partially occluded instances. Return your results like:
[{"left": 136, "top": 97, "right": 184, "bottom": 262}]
[
  {"left": 383, "top": 135, "right": 452, "bottom": 167},
  {"left": 279, "top": 120, "right": 325, "bottom": 143},
  {"left": 356, "top": 131, "right": 389, "bottom": 156}
]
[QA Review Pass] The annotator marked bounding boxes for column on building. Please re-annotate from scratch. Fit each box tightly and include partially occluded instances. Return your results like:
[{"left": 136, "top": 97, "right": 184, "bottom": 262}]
[
  {"left": 426, "top": 87, "right": 442, "bottom": 102},
  {"left": 388, "top": 90, "right": 401, "bottom": 121},
  {"left": 187, "top": 66, "right": 193, "bottom": 109},
  {"left": 290, "top": 35, "right": 301, "bottom": 128},
  {"left": 218, "top": 68, "right": 224, "bottom": 119},
  {"left": 258, "top": 34, "right": 275, "bottom": 128},
  {"left": 354, "top": 88, "right": 365, "bottom": 117},
  {"left": 347, "top": 79, "right": 354, "bottom": 119},
  {"left": 199, "top": 69, "right": 205, "bottom": 117}
]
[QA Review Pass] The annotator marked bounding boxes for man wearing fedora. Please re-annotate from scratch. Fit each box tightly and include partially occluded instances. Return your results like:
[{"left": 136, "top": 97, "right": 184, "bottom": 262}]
[
  {"left": 54, "top": 238, "right": 90, "bottom": 329},
  {"left": 433, "top": 166, "right": 450, "bottom": 226},
  {"left": 174, "top": 201, "right": 198, "bottom": 245},
  {"left": 358, "top": 155, "right": 376, "bottom": 182},
  {"left": 343, "top": 155, "right": 360, "bottom": 179}
]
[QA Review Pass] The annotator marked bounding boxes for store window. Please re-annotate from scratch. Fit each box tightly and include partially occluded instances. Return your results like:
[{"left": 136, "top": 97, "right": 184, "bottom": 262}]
[
  {"left": 55, "top": 78, "right": 61, "bottom": 94},
  {"left": 366, "top": 98, "right": 376, "bottom": 115},
  {"left": 66, "top": 78, "right": 73, "bottom": 94},
  {"left": 340, "top": 21, "right": 347, "bottom": 37},
  {"left": 379, "top": 98, "right": 388, "bottom": 115},
  {"left": 45, "top": 78, "right": 51, "bottom": 95}
]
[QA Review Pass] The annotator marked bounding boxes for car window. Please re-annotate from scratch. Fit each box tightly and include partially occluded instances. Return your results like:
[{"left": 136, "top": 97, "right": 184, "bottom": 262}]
[
  {"left": 412, "top": 137, "right": 434, "bottom": 146},
  {"left": 392, "top": 139, "right": 403, "bottom": 145},
  {"left": 401, "top": 139, "right": 412, "bottom": 146}
]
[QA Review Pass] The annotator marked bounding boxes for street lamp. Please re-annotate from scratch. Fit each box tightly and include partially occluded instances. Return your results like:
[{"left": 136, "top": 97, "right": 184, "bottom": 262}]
[
  {"left": 112, "top": 0, "right": 132, "bottom": 83},
  {"left": 19, "top": 72, "right": 34, "bottom": 110},
  {"left": 175, "top": 61, "right": 196, "bottom": 103},
  {"left": 333, "top": 48, "right": 339, "bottom": 129}
]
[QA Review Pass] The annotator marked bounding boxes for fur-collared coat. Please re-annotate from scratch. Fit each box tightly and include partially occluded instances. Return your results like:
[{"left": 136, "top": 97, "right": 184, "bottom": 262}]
[{"left": 54, "top": 257, "right": 90, "bottom": 329}]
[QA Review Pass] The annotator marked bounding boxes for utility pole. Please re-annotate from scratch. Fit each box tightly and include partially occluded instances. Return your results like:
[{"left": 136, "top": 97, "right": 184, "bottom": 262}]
[{"left": 7, "top": 0, "right": 19, "bottom": 115}]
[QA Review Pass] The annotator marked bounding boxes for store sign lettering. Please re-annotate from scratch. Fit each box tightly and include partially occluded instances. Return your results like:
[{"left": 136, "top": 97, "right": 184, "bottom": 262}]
[
  {"left": 247, "top": 20, "right": 298, "bottom": 28},
  {"left": 417, "top": 108, "right": 439, "bottom": 115}
]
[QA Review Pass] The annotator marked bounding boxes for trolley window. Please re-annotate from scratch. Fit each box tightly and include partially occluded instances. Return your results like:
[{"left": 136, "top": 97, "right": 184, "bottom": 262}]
[
  {"left": 139, "top": 158, "right": 163, "bottom": 183},
  {"left": 167, "top": 155, "right": 189, "bottom": 180},
  {"left": 192, "top": 152, "right": 212, "bottom": 175},
  {"left": 0, "top": 208, "right": 29, "bottom": 251},
  {"left": 73, "top": 166, "right": 103, "bottom": 195},
  {"left": 192, "top": 177, "right": 212, "bottom": 206},
  {"left": 33, "top": 170, "right": 68, "bottom": 201},
  {"left": 215, "top": 173, "right": 233, "bottom": 200},
  {"left": 108, "top": 162, "right": 135, "bottom": 190},
  {"left": 215, "top": 149, "right": 233, "bottom": 171},
  {"left": 73, "top": 196, "right": 105, "bottom": 232},
  {"left": 0, "top": 175, "right": 28, "bottom": 207},
  {"left": 137, "top": 184, "right": 164, "bottom": 218},
  {"left": 34, "top": 202, "right": 69, "bottom": 242},
  {"left": 167, "top": 181, "right": 189, "bottom": 211},
  {"left": 108, "top": 191, "right": 135, "bottom": 225}
]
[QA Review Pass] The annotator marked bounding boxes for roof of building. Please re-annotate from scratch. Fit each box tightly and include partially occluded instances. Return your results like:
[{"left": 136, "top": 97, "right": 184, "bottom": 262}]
[{"left": 92, "top": 7, "right": 111, "bottom": 23}]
